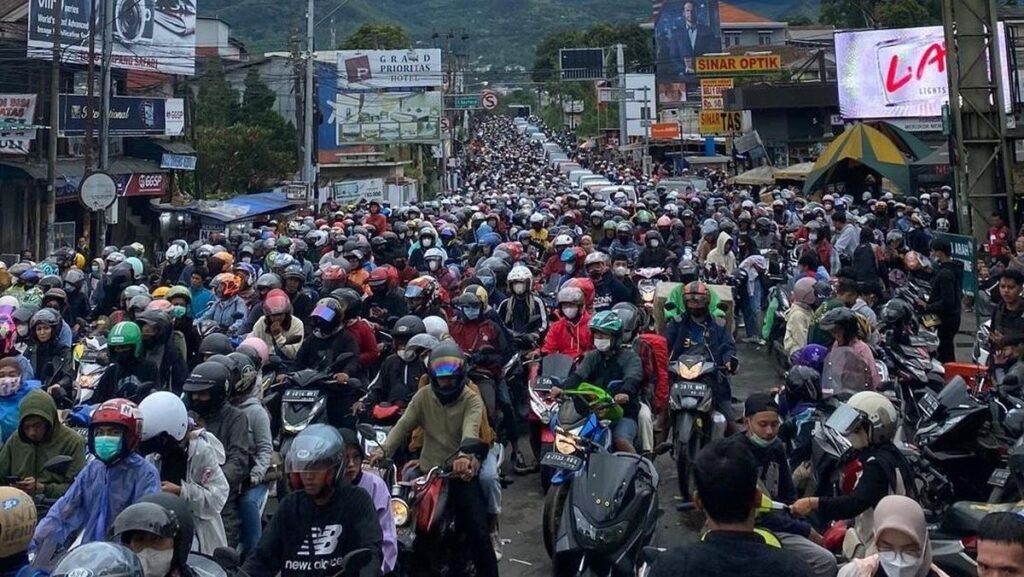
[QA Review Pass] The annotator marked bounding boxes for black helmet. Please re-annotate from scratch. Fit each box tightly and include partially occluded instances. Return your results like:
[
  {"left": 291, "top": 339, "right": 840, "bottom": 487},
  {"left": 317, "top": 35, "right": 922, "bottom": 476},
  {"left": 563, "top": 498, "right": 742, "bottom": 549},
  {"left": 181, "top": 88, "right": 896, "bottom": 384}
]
[
  {"left": 285, "top": 424, "right": 348, "bottom": 491},
  {"left": 611, "top": 302, "right": 642, "bottom": 341},
  {"left": 39, "top": 274, "right": 62, "bottom": 293},
  {"left": 311, "top": 298, "right": 345, "bottom": 337},
  {"left": 30, "top": 307, "right": 62, "bottom": 334},
  {"left": 255, "top": 273, "right": 283, "bottom": 292},
  {"left": 183, "top": 360, "right": 230, "bottom": 399},
  {"left": 226, "top": 351, "right": 258, "bottom": 397},
  {"left": 137, "top": 493, "right": 194, "bottom": 571},
  {"left": 427, "top": 341, "right": 467, "bottom": 405},
  {"left": 881, "top": 298, "right": 915, "bottom": 328},
  {"left": 207, "top": 354, "right": 241, "bottom": 392},
  {"left": 112, "top": 502, "right": 179, "bottom": 559},
  {"left": 819, "top": 307, "right": 859, "bottom": 340},
  {"left": 198, "top": 333, "right": 233, "bottom": 358},
  {"left": 784, "top": 366, "right": 822, "bottom": 405},
  {"left": 51, "top": 543, "right": 143, "bottom": 577},
  {"left": 331, "top": 288, "right": 362, "bottom": 321},
  {"left": 393, "top": 315, "right": 426, "bottom": 341}
]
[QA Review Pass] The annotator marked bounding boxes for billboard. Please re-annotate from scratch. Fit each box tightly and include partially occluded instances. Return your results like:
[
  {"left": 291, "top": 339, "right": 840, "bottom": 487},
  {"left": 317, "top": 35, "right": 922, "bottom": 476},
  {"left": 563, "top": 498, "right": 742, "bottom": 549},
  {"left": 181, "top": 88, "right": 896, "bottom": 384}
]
[
  {"left": 336, "top": 50, "right": 443, "bottom": 90},
  {"left": 835, "top": 24, "right": 1012, "bottom": 119},
  {"left": 624, "top": 74, "right": 656, "bottom": 139},
  {"left": 696, "top": 54, "right": 782, "bottom": 76},
  {"left": 28, "top": 0, "right": 197, "bottom": 75},
  {"left": 327, "top": 91, "right": 442, "bottom": 145},
  {"left": 0, "top": 94, "right": 37, "bottom": 155},
  {"left": 560, "top": 48, "right": 606, "bottom": 81},
  {"left": 654, "top": 0, "right": 723, "bottom": 106},
  {"left": 332, "top": 178, "right": 384, "bottom": 203},
  {"left": 59, "top": 95, "right": 184, "bottom": 136}
]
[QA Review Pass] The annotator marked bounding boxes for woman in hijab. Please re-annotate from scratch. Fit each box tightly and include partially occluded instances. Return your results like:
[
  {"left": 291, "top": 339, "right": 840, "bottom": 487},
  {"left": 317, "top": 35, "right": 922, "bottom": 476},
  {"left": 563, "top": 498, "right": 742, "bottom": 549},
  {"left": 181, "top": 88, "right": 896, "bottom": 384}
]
[{"left": 837, "top": 495, "right": 950, "bottom": 577}]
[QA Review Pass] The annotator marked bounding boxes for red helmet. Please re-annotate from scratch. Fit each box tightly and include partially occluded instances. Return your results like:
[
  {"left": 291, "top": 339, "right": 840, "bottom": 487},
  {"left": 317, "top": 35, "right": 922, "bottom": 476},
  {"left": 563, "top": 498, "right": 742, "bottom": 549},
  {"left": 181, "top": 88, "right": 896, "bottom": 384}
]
[
  {"left": 368, "top": 266, "right": 397, "bottom": 291},
  {"left": 90, "top": 398, "right": 143, "bottom": 459},
  {"left": 563, "top": 277, "right": 595, "bottom": 310},
  {"left": 263, "top": 288, "right": 292, "bottom": 316},
  {"left": 321, "top": 265, "right": 347, "bottom": 291},
  {"left": 496, "top": 242, "right": 523, "bottom": 262},
  {"left": 212, "top": 273, "right": 241, "bottom": 298}
]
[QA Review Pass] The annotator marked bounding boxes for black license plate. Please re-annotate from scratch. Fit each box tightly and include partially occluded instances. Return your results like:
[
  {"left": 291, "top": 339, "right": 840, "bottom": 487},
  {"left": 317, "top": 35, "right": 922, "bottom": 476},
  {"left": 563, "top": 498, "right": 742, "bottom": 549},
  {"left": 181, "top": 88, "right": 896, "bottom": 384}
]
[
  {"left": 672, "top": 382, "right": 707, "bottom": 398},
  {"left": 541, "top": 452, "right": 583, "bottom": 471},
  {"left": 989, "top": 468, "right": 1011, "bottom": 488}
]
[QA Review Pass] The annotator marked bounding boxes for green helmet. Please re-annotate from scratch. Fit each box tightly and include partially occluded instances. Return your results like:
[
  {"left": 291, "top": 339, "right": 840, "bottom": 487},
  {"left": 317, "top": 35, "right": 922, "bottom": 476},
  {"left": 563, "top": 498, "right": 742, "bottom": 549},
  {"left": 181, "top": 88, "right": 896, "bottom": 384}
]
[
  {"left": 165, "top": 285, "right": 191, "bottom": 304},
  {"left": 635, "top": 210, "right": 654, "bottom": 224},
  {"left": 108, "top": 321, "right": 143, "bottom": 357},
  {"left": 276, "top": 237, "right": 293, "bottom": 251},
  {"left": 603, "top": 220, "right": 617, "bottom": 232},
  {"left": 589, "top": 310, "right": 623, "bottom": 336}
]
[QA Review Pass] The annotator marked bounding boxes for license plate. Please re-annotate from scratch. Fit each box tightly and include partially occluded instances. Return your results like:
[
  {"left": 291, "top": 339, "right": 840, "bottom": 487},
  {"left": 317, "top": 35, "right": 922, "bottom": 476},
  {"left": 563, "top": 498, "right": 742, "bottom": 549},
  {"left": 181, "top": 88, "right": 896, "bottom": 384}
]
[
  {"left": 541, "top": 452, "right": 583, "bottom": 471},
  {"left": 284, "top": 389, "right": 320, "bottom": 402},
  {"left": 672, "top": 382, "right": 707, "bottom": 398},
  {"left": 989, "top": 468, "right": 1011, "bottom": 488}
]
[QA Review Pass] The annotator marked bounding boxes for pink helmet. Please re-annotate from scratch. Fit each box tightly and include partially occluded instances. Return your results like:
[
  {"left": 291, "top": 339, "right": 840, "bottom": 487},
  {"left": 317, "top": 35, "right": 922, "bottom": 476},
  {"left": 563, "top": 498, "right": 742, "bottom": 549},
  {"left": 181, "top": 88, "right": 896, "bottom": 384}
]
[
  {"left": 792, "top": 277, "right": 818, "bottom": 307},
  {"left": 239, "top": 337, "right": 269, "bottom": 366},
  {"left": 0, "top": 314, "right": 15, "bottom": 354}
]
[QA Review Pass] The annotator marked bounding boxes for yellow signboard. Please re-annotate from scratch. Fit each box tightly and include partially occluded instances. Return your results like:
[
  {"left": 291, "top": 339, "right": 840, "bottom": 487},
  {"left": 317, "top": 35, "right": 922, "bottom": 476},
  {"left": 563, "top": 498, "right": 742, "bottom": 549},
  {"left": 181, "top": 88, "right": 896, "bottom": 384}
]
[
  {"left": 696, "top": 54, "right": 782, "bottom": 77},
  {"left": 700, "top": 78, "right": 733, "bottom": 110},
  {"left": 699, "top": 110, "right": 744, "bottom": 136}
]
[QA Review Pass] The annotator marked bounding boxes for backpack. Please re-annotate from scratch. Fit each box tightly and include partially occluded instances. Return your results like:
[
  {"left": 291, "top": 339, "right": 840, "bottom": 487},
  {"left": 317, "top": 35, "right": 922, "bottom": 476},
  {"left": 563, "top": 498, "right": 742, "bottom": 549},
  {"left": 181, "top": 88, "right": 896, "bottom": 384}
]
[{"left": 636, "top": 333, "right": 670, "bottom": 412}]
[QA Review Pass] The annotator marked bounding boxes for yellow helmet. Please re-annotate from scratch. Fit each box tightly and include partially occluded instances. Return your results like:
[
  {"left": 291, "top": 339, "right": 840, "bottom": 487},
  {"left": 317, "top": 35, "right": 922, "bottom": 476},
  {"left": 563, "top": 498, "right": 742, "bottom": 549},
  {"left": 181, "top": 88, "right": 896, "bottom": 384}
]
[
  {"left": 151, "top": 286, "right": 170, "bottom": 299},
  {"left": 73, "top": 253, "right": 86, "bottom": 270}
]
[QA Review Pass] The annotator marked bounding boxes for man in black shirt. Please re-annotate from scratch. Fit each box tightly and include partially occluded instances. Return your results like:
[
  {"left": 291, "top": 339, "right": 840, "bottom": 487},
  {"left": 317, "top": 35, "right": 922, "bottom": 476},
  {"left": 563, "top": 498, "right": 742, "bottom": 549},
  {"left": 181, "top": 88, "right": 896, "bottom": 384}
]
[
  {"left": 992, "top": 269, "right": 1024, "bottom": 351},
  {"left": 651, "top": 439, "right": 813, "bottom": 577},
  {"left": 921, "top": 238, "right": 963, "bottom": 363}
]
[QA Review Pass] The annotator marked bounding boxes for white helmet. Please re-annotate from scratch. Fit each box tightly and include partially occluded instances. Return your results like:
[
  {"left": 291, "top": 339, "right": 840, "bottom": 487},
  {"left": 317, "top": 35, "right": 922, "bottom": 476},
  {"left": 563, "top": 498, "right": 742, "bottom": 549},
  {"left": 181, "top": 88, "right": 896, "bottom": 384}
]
[
  {"left": 507, "top": 265, "right": 534, "bottom": 287},
  {"left": 557, "top": 286, "right": 584, "bottom": 305},
  {"left": 423, "top": 315, "right": 450, "bottom": 341},
  {"left": 165, "top": 244, "right": 186, "bottom": 263},
  {"left": 139, "top": 391, "right": 189, "bottom": 442},
  {"left": 529, "top": 213, "right": 546, "bottom": 225},
  {"left": 424, "top": 248, "right": 446, "bottom": 261},
  {"left": 554, "top": 234, "right": 573, "bottom": 249},
  {"left": 846, "top": 391, "right": 899, "bottom": 445}
]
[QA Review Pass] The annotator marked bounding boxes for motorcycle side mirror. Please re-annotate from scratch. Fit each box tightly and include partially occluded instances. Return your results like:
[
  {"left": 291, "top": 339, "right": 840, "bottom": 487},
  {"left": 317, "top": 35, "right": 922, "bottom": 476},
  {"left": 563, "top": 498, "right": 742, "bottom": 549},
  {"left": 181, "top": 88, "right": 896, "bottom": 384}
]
[
  {"left": 212, "top": 547, "right": 240, "bottom": 570},
  {"left": 283, "top": 334, "right": 302, "bottom": 345},
  {"left": 41, "top": 455, "right": 73, "bottom": 476},
  {"left": 356, "top": 423, "right": 378, "bottom": 444}
]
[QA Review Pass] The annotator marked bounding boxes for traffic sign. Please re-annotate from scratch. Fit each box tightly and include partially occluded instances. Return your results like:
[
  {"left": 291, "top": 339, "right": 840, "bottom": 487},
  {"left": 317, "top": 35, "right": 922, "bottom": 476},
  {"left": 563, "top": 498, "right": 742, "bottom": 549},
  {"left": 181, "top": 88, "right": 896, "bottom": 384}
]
[
  {"left": 454, "top": 95, "right": 480, "bottom": 109},
  {"left": 481, "top": 90, "right": 499, "bottom": 111},
  {"left": 79, "top": 172, "right": 117, "bottom": 211}
]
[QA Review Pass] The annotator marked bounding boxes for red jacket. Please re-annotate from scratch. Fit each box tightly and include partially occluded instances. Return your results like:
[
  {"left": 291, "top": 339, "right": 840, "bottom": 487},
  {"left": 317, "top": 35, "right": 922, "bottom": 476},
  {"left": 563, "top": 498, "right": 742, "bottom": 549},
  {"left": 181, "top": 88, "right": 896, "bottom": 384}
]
[
  {"left": 366, "top": 213, "right": 388, "bottom": 234},
  {"left": 542, "top": 254, "right": 564, "bottom": 281},
  {"left": 541, "top": 311, "right": 593, "bottom": 359},
  {"left": 346, "top": 318, "right": 380, "bottom": 368}
]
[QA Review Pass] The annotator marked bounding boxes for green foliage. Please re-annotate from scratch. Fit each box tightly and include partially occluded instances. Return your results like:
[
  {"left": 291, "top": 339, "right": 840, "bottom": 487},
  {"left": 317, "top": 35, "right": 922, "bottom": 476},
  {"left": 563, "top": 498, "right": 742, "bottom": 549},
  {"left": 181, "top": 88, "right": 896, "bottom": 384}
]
[
  {"left": 819, "top": 0, "right": 939, "bottom": 28},
  {"left": 532, "top": 23, "right": 652, "bottom": 83},
  {"left": 194, "top": 58, "right": 297, "bottom": 194},
  {"left": 340, "top": 23, "right": 412, "bottom": 50}
]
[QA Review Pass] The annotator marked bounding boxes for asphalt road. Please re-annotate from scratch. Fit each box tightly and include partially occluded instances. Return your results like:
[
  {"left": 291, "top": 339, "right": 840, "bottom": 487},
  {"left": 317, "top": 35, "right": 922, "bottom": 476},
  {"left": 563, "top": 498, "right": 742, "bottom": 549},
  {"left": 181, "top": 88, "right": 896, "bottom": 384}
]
[{"left": 496, "top": 313, "right": 981, "bottom": 576}]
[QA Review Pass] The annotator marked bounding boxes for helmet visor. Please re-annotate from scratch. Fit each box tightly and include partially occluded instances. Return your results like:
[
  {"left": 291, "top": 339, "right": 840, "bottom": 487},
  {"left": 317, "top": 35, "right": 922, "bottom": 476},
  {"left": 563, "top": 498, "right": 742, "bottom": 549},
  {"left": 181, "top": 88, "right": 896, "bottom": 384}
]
[
  {"left": 311, "top": 304, "right": 337, "bottom": 323},
  {"left": 429, "top": 356, "right": 463, "bottom": 378}
]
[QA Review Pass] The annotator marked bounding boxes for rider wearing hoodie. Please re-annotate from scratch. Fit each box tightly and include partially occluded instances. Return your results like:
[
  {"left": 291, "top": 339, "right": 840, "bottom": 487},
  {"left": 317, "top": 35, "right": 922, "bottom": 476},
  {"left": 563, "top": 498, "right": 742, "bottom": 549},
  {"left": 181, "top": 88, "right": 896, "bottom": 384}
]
[
  {"left": 0, "top": 389, "right": 85, "bottom": 499},
  {"left": 136, "top": 309, "right": 188, "bottom": 393}
]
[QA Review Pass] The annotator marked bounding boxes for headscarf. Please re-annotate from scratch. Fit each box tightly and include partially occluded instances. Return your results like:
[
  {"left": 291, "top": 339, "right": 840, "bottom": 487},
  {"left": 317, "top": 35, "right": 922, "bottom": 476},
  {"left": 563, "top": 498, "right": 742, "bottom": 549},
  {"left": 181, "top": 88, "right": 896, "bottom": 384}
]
[{"left": 873, "top": 495, "right": 932, "bottom": 577}]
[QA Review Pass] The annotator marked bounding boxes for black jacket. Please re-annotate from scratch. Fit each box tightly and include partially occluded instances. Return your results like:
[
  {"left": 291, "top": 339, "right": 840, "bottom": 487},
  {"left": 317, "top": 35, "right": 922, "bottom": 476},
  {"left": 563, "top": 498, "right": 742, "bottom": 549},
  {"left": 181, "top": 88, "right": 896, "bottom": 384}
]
[
  {"left": 818, "top": 443, "right": 914, "bottom": 522},
  {"left": 565, "top": 347, "right": 643, "bottom": 419},
  {"left": 651, "top": 531, "right": 813, "bottom": 577},
  {"left": 926, "top": 260, "right": 963, "bottom": 325},
  {"left": 92, "top": 356, "right": 160, "bottom": 404},
  {"left": 364, "top": 354, "right": 424, "bottom": 407},
  {"left": 24, "top": 342, "right": 72, "bottom": 390},
  {"left": 637, "top": 246, "right": 673, "bottom": 268},
  {"left": 202, "top": 403, "right": 252, "bottom": 548},
  {"left": 592, "top": 272, "right": 632, "bottom": 312},
  {"left": 243, "top": 484, "right": 382, "bottom": 577},
  {"left": 850, "top": 242, "right": 879, "bottom": 285}
]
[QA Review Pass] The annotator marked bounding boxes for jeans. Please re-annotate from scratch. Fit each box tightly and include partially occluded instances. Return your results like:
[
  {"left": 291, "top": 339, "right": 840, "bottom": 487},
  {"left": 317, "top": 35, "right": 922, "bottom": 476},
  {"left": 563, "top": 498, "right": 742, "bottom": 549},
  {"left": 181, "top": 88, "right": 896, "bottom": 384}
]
[
  {"left": 613, "top": 417, "right": 638, "bottom": 444},
  {"left": 479, "top": 445, "right": 502, "bottom": 515},
  {"left": 743, "top": 282, "right": 764, "bottom": 338},
  {"left": 239, "top": 483, "right": 269, "bottom": 556},
  {"left": 449, "top": 478, "right": 499, "bottom": 577}
]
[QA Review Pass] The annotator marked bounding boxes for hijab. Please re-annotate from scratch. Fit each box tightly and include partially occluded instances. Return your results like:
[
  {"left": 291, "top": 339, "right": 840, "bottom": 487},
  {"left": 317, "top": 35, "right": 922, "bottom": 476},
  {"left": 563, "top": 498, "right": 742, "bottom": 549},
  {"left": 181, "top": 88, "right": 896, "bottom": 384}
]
[{"left": 873, "top": 495, "right": 933, "bottom": 577}]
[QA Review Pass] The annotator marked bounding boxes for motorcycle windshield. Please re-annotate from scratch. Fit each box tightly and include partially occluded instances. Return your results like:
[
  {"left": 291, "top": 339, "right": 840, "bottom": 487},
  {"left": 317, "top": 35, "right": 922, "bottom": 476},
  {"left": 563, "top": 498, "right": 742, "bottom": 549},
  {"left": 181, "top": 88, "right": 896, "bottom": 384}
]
[
  {"left": 572, "top": 452, "right": 650, "bottom": 524},
  {"left": 542, "top": 354, "right": 575, "bottom": 381},
  {"left": 821, "top": 348, "right": 874, "bottom": 396},
  {"left": 935, "top": 376, "right": 979, "bottom": 410}
]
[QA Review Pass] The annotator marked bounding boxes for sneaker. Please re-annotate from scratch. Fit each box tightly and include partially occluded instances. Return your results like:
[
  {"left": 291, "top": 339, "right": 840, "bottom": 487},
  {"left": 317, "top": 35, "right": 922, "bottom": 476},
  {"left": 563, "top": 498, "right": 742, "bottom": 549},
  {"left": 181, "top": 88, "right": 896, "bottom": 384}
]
[{"left": 491, "top": 531, "right": 504, "bottom": 561}]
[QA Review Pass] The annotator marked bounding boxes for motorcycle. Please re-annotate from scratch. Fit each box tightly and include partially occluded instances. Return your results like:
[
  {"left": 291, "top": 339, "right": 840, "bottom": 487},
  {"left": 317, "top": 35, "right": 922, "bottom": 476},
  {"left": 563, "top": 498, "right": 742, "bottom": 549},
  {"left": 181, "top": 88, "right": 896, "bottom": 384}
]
[
  {"left": 529, "top": 353, "right": 575, "bottom": 490},
  {"left": 668, "top": 343, "right": 727, "bottom": 501},
  {"left": 541, "top": 385, "right": 660, "bottom": 577},
  {"left": 764, "top": 280, "right": 790, "bottom": 377},
  {"left": 71, "top": 335, "right": 108, "bottom": 406},
  {"left": 634, "top": 268, "right": 667, "bottom": 328}
]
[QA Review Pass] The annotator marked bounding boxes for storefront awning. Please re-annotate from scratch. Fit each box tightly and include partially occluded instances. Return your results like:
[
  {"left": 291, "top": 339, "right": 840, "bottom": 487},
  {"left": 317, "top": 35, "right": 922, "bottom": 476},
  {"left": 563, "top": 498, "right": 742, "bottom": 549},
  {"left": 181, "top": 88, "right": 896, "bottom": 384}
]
[
  {"left": 191, "top": 191, "right": 305, "bottom": 224},
  {"left": 0, "top": 157, "right": 164, "bottom": 180}
]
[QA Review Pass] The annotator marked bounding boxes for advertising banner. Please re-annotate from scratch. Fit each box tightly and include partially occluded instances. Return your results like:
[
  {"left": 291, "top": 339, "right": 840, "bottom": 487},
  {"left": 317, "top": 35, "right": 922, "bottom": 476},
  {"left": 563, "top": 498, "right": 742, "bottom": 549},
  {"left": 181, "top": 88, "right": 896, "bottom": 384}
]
[
  {"left": 332, "top": 178, "right": 384, "bottom": 203},
  {"left": 651, "top": 122, "right": 681, "bottom": 140},
  {"left": 327, "top": 91, "right": 442, "bottom": 145},
  {"left": 835, "top": 24, "right": 1011, "bottom": 119},
  {"left": 700, "top": 78, "right": 732, "bottom": 110},
  {"left": 654, "top": 0, "right": 723, "bottom": 107},
  {"left": 0, "top": 94, "right": 38, "bottom": 155},
  {"left": 161, "top": 153, "right": 196, "bottom": 171},
  {"left": 119, "top": 173, "right": 167, "bottom": 197},
  {"left": 27, "top": 0, "right": 197, "bottom": 75},
  {"left": 59, "top": 95, "right": 184, "bottom": 136},
  {"left": 699, "top": 110, "right": 748, "bottom": 136},
  {"left": 695, "top": 54, "right": 781, "bottom": 76},
  {"left": 625, "top": 74, "right": 656, "bottom": 139},
  {"left": 336, "top": 50, "right": 443, "bottom": 90}
]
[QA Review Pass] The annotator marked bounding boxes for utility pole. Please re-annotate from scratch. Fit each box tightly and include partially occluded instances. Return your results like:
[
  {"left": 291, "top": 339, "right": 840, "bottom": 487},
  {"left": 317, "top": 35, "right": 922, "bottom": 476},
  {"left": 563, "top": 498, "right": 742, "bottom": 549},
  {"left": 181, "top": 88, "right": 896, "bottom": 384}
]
[
  {"left": 303, "top": 0, "right": 315, "bottom": 192},
  {"left": 82, "top": 0, "right": 97, "bottom": 248},
  {"left": 616, "top": 43, "right": 626, "bottom": 149},
  {"left": 45, "top": 0, "right": 63, "bottom": 256},
  {"left": 98, "top": 0, "right": 114, "bottom": 246}
]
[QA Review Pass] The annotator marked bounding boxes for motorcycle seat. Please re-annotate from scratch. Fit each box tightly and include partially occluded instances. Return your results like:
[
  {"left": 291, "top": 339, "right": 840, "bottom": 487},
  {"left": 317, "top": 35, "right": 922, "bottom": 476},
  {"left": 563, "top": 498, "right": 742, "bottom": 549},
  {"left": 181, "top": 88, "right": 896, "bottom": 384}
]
[{"left": 941, "top": 500, "right": 1024, "bottom": 536}]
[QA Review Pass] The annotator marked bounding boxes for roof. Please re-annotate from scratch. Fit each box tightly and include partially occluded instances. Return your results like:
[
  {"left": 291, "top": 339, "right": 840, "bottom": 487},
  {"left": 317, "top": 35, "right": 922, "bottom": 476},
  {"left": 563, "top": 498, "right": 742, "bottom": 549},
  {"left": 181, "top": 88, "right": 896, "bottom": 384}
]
[
  {"left": 719, "top": 1, "right": 774, "bottom": 24},
  {"left": 0, "top": 156, "right": 164, "bottom": 180},
  {"left": 191, "top": 191, "right": 305, "bottom": 223}
]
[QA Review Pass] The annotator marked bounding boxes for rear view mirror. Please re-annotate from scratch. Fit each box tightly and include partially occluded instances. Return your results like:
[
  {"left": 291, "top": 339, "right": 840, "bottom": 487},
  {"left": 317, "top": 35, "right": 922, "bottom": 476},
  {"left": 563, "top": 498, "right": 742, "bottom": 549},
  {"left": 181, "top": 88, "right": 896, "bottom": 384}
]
[{"left": 41, "top": 455, "right": 73, "bottom": 476}]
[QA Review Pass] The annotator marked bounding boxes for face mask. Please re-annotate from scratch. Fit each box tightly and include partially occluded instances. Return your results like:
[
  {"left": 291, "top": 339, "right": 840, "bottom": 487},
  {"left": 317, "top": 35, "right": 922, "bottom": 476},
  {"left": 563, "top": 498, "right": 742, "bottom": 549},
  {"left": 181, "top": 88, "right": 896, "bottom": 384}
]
[
  {"left": 613, "top": 266, "right": 627, "bottom": 278},
  {"left": 747, "top": 432, "right": 778, "bottom": 449},
  {"left": 564, "top": 263, "right": 575, "bottom": 274},
  {"left": 172, "top": 305, "right": 187, "bottom": 319},
  {"left": 0, "top": 377, "right": 19, "bottom": 397},
  {"left": 561, "top": 305, "right": 579, "bottom": 320},
  {"left": 512, "top": 284, "right": 527, "bottom": 295},
  {"left": 897, "top": 211, "right": 905, "bottom": 218},
  {"left": 594, "top": 337, "right": 613, "bottom": 352},
  {"left": 136, "top": 548, "right": 174, "bottom": 577},
  {"left": 15, "top": 325, "right": 27, "bottom": 338},
  {"left": 421, "top": 238, "right": 433, "bottom": 248},
  {"left": 92, "top": 435, "right": 122, "bottom": 462},
  {"left": 91, "top": 265, "right": 100, "bottom": 273},
  {"left": 877, "top": 551, "right": 921, "bottom": 577},
  {"left": 649, "top": 239, "right": 660, "bottom": 248},
  {"left": 808, "top": 233, "right": 818, "bottom": 242},
  {"left": 588, "top": 269, "right": 603, "bottom": 281},
  {"left": 397, "top": 349, "right": 417, "bottom": 362},
  {"left": 428, "top": 260, "right": 440, "bottom": 272},
  {"left": 460, "top": 307, "right": 480, "bottom": 321}
]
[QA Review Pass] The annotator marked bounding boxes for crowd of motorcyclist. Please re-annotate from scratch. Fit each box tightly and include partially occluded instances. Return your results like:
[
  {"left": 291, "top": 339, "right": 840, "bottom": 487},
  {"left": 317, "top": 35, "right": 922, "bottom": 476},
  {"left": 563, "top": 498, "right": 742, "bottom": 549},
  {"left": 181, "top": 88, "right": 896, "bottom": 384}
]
[{"left": 0, "top": 112, "right": 1015, "bottom": 577}]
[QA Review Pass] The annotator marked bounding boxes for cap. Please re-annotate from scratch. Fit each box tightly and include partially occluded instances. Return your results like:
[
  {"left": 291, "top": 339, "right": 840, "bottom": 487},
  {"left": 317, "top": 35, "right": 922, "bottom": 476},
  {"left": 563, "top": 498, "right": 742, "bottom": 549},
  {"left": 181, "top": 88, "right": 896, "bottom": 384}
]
[{"left": 744, "top": 392, "right": 780, "bottom": 418}]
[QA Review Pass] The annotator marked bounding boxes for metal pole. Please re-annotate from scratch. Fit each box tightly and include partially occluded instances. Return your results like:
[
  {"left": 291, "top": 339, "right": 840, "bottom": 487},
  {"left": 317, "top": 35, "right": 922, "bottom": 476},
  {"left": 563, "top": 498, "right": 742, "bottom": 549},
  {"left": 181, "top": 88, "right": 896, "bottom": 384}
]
[
  {"left": 97, "top": 0, "right": 113, "bottom": 247},
  {"left": 45, "top": 0, "right": 63, "bottom": 256},
  {"left": 642, "top": 86, "right": 651, "bottom": 178},
  {"left": 303, "top": 0, "right": 315, "bottom": 190},
  {"left": 616, "top": 43, "right": 626, "bottom": 148}
]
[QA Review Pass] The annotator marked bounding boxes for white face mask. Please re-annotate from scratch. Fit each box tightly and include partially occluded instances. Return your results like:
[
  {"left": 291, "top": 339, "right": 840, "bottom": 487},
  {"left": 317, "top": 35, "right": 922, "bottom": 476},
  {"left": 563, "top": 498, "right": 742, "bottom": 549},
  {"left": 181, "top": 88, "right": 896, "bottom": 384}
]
[
  {"left": 561, "top": 305, "right": 579, "bottom": 320},
  {"left": 428, "top": 260, "right": 440, "bottom": 272},
  {"left": 0, "top": 377, "right": 19, "bottom": 397},
  {"left": 421, "top": 238, "right": 433, "bottom": 248},
  {"left": 808, "top": 233, "right": 818, "bottom": 242},
  {"left": 649, "top": 239, "right": 660, "bottom": 248},
  {"left": 512, "top": 283, "right": 527, "bottom": 295},
  {"left": 565, "top": 264, "right": 575, "bottom": 274},
  {"left": 594, "top": 337, "right": 613, "bottom": 352},
  {"left": 136, "top": 548, "right": 174, "bottom": 577},
  {"left": 877, "top": 550, "right": 921, "bottom": 577},
  {"left": 397, "top": 349, "right": 417, "bottom": 362}
]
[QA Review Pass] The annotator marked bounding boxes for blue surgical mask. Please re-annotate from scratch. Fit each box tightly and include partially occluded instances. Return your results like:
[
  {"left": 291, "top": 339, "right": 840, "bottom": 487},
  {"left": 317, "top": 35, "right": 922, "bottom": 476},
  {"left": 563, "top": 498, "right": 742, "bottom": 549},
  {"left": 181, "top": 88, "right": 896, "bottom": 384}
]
[
  {"left": 460, "top": 307, "right": 480, "bottom": 321},
  {"left": 172, "top": 305, "right": 187, "bottom": 319},
  {"left": 92, "top": 435, "right": 122, "bottom": 462}
]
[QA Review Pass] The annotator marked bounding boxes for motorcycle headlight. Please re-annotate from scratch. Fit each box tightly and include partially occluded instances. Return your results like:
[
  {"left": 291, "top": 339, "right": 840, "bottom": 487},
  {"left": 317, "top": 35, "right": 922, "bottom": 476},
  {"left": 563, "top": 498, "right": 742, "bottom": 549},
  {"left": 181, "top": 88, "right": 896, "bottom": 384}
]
[
  {"left": 555, "top": 432, "right": 579, "bottom": 455},
  {"left": 676, "top": 364, "right": 701, "bottom": 380},
  {"left": 572, "top": 506, "right": 630, "bottom": 550},
  {"left": 390, "top": 498, "right": 410, "bottom": 527},
  {"left": 678, "top": 397, "right": 698, "bottom": 410}
]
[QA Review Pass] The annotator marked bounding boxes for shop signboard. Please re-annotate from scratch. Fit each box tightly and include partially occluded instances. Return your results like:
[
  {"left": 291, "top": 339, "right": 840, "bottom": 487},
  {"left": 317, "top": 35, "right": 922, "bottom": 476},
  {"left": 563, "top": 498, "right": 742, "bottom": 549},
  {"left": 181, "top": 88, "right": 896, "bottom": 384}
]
[
  {"left": 336, "top": 49, "right": 443, "bottom": 90},
  {"left": 0, "top": 94, "right": 38, "bottom": 155},
  {"left": 60, "top": 95, "right": 184, "bottom": 136},
  {"left": 835, "top": 24, "right": 1011, "bottom": 118},
  {"left": 332, "top": 178, "right": 384, "bottom": 203},
  {"left": 327, "top": 91, "right": 442, "bottom": 145},
  {"left": 695, "top": 54, "right": 782, "bottom": 77},
  {"left": 27, "top": 0, "right": 197, "bottom": 75}
]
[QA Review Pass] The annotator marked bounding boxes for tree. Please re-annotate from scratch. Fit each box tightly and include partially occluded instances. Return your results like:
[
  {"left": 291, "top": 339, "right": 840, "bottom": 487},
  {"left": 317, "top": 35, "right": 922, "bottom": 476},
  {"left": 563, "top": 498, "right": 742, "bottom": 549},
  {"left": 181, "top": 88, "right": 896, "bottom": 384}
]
[
  {"left": 785, "top": 14, "right": 814, "bottom": 26},
  {"left": 240, "top": 67, "right": 276, "bottom": 121},
  {"left": 195, "top": 57, "right": 240, "bottom": 128},
  {"left": 340, "top": 23, "right": 411, "bottom": 50},
  {"left": 876, "top": 0, "right": 932, "bottom": 28},
  {"left": 196, "top": 125, "right": 297, "bottom": 194},
  {"left": 819, "top": 0, "right": 940, "bottom": 28}
]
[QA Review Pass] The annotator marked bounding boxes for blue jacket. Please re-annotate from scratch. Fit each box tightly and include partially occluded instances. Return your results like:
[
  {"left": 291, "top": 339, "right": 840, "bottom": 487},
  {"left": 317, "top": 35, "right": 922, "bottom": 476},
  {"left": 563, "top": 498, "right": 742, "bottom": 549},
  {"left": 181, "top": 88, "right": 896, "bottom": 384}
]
[
  {"left": 665, "top": 313, "right": 736, "bottom": 367},
  {"left": 0, "top": 380, "right": 41, "bottom": 442},
  {"left": 30, "top": 453, "right": 160, "bottom": 550},
  {"left": 190, "top": 287, "right": 214, "bottom": 318},
  {"left": 199, "top": 295, "right": 247, "bottom": 333}
]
